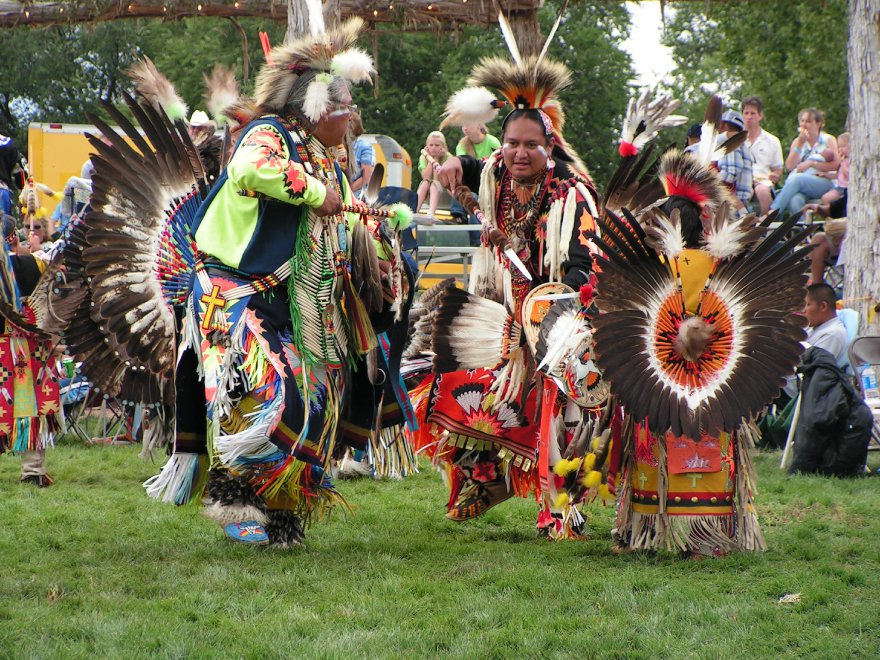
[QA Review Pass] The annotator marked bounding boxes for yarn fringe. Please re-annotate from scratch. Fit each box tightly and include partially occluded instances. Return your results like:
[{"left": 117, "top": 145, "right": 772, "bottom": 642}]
[{"left": 143, "top": 452, "right": 205, "bottom": 505}]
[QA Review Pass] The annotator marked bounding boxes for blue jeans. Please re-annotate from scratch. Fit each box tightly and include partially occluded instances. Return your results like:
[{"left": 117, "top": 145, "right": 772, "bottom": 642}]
[{"left": 770, "top": 172, "right": 833, "bottom": 215}]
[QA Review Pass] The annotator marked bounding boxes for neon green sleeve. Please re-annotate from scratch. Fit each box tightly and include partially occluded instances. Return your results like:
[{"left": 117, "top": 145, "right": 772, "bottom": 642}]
[{"left": 226, "top": 123, "right": 326, "bottom": 207}]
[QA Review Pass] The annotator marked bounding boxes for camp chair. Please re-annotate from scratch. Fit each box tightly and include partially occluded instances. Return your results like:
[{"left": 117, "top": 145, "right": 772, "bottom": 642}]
[
  {"left": 59, "top": 362, "right": 134, "bottom": 445},
  {"left": 848, "top": 335, "right": 880, "bottom": 451}
]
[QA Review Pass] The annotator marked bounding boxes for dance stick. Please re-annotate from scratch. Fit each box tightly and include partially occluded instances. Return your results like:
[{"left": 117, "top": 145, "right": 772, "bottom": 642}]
[{"left": 421, "top": 150, "right": 532, "bottom": 281}]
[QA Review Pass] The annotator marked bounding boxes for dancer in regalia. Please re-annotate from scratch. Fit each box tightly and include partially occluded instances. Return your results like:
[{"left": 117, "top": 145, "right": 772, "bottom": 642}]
[
  {"left": 0, "top": 215, "right": 64, "bottom": 486},
  {"left": 405, "top": 15, "right": 612, "bottom": 538},
  {"left": 586, "top": 99, "right": 813, "bottom": 556},
  {"left": 52, "top": 18, "right": 408, "bottom": 548}
]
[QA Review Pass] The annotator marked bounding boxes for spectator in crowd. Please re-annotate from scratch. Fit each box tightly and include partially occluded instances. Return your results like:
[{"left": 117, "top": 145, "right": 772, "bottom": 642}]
[
  {"left": 716, "top": 110, "right": 753, "bottom": 214},
  {"left": 348, "top": 111, "right": 375, "bottom": 195},
  {"left": 787, "top": 342, "right": 872, "bottom": 478},
  {"left": 741, "top": 96, "right": 783, "bottom": 214},
  {"left": 187, "top": 110, "right": 216, "bottom": 146},
  {"left": 683, "top": 123, "right": 702, "bottom": 152},
  {"left": 416, "top": 130, "right": 451, "bottom": 217},
  {"left": 0, "top": 180, "right": 10, "bottom": 216},
  {"left": 804, "top": 133, "right": 850, "bottom": 283},
  {"left": 803, "top": 283, "right": 849, "bottom": 367},
  {"left": 0, "top": 133, "right": 19, "bottom": 191},
  {"left": 26, "top": 217, "right": 51, "bottom": 254},
  {"left": 781, "top": 282, "right": 848, "bottom": 400},
  {"left": 816, "top": 131, "right": 849, "bottom": 207},
  {"left": 770, "top": 108, "right": 838, "bottom": 216},
  {"left": 455, "top": 124, "right": 501, "bottom": 160}
]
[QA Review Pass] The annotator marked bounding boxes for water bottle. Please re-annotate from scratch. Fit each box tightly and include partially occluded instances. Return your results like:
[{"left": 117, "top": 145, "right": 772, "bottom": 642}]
[{"left": 861, "top": 365, "right": 879, "bottom": 400}]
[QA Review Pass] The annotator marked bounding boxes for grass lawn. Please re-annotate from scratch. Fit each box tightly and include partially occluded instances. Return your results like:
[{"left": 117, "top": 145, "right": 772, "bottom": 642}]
[{"left": 2, "top": 438, "right": 880, "bottom": 659}]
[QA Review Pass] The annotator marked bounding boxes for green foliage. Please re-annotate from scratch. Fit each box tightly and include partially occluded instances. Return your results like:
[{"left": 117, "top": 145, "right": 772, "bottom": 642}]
[
  {"left": 1, "top": 443, "right": 880, "bottom": 656},
  {"left": 0, "top": 17, "right": 283, "bottom": 150},
  {"left": 662, "top": 0, "right": 849, "bottom": 145},
  {"left": 1, "top": 3, "right": 633, "bottom": 187}
]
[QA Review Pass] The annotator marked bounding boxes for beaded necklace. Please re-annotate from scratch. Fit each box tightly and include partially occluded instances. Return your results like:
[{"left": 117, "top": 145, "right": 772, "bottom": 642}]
[
  {"left": 280, "top": 113, "right": 349, "bottom": 367},
  {"left": 498, "top": 167, "right": 551, "bottom": 237}
]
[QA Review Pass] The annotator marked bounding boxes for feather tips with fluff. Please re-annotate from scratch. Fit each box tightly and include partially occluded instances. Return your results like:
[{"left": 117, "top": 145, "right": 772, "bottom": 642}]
[
  {"left": 126, "top": 57, "right": 188, "bottom": 121},
  {"left": 254, "top": 17, "right": 364, "bottom": 113},
  {"left": 330, "top": 48, "right": 374, "bottom": 83},
  {"left": 440, "top": 87, "right": 502, "bottom": 129},
  {"left": 204, "top": 65, "right": 239, "bottom": 126}
]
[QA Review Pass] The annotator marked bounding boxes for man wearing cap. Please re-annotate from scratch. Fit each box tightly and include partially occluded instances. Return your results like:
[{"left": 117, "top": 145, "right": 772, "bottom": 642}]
[
  {"left": 683, "top": 123, "right": 702, "bottom": 153},
  {"left": 742, "top": 96, "right": 783, "bottom": 215},
  {"left": 188, "top": 110, "right": 223, "bottom": 184},
  {"left": 716, "top": 110, "right": 753, "bottom": 214}
]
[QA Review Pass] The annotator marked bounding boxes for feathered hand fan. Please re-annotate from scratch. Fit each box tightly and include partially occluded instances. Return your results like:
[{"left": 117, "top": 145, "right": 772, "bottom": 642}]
[{"left": 430, "top": 287, "right": 522, "bottom": 373}]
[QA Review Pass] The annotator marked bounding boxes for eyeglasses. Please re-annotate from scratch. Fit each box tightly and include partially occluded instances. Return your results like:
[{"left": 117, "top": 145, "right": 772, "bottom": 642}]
[
  {"left": 31, "top": 224, "right": 42, "bottom": 230},
  {"left": 331, "top": 103, "right": 358, "bottom": 115}
]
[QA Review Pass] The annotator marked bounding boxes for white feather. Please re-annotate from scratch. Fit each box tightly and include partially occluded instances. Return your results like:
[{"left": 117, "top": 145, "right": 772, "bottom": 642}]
[
  {"left": 621, "top": 89, "right": 688, "bottom": 151},
  {"left": 704, "top": 216, "right": 751, "bottom": 260},
  {"left": 653, "top": 213, "right": 685, "bottom": 259},
  {"left": 440, "top": 87, "right": 501, "bottom": 129},
  {"left": 497, "top": 10, "right": 523, "bottom": 67},
  {"left": 303, "top": 78, "right": 331, "bottom": 123},
  {"left": 537, "top": 1, "right": 566, "bottom": 64},
  {"left": 331, "top": 48, "right": 374, "bottom": 83},
  {"left": 538, "top": 311, "right": 589, "bottom": 374},
  {"left": 695, "top": 122, "right": 722, "bottom": 166}
]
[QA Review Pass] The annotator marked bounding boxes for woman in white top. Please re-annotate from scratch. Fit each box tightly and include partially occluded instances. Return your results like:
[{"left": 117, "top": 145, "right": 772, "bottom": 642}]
[{"left": 770, "top": 108, "right": 839, "bottom": 216}]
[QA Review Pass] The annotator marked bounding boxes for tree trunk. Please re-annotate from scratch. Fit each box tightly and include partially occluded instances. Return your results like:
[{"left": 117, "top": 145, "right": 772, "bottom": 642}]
[
  {"left": 285, "top": 0, "right": 340, "bottom": 44},
  {"left": 844, "top": 0, "right": 880, "bottom": 333},
  {"left": 508, "top": 8, "right": 542, "bottom": 57}
]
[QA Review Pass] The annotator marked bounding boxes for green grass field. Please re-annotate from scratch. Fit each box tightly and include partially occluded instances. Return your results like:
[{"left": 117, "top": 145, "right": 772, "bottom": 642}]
[{"left": 2, "top": 438, "right": 879, "bottom": 659}]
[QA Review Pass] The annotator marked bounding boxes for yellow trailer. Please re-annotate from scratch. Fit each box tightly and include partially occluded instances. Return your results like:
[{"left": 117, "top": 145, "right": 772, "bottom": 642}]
[{"left": 27, "top": 122, "right": 96, "bottom": 195}]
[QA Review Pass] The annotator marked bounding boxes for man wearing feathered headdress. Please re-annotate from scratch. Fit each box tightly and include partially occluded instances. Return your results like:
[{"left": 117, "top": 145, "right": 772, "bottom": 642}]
[
  {"left": 148, "top": 17, "right": 393, "bottom": 548},
  {"left": 404, "top": 15, "right": 609, "bottom": 539}
]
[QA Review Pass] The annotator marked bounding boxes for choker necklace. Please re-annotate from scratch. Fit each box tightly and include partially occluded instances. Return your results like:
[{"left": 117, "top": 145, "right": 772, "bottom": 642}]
[{"left": 502, "top": 167, "right": 549, "bottom": 232}]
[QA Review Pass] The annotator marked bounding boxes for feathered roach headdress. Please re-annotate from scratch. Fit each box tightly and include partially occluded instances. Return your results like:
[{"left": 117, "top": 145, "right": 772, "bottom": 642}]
[
  {"left": 253, "top": 17, "right": 373, "bottom": 123},
  {"left": 657, "top": 148, "right": 732, "bottom": 213},
  {"left": 440, "top": 7, "right": 587, "bottom": 174}
]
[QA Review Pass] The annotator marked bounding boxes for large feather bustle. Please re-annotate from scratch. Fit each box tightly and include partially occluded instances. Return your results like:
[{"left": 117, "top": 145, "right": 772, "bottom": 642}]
[
  {"left": 204, "top": 64, "right": 239, "bottom": 126},
  {"left": 254, "top": 17, "right": 364, "bottom": 113},
  {"left": 658, "top": 148, "right": 733, "bottom": 211},
  {"left": 469, "top": 55, "right": 571, "bottom": 114},
  {"left": 590, "top": 210, "right": 812, "bottom": 439},
  {"left": 619, "top": 89, "right": 687, "bottom": 155},
  {"left": 69, "top": 91, "right": 207, "bottom": 405},
  {"left": 126, "top": 57, "right": 188, "bottom": 121}
]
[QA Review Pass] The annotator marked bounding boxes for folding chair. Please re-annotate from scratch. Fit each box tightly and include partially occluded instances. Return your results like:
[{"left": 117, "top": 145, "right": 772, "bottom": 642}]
[
  {"left": 59, "top": 363, "right": 135, "bottom": 445},
  {"left": 848, "top": 335, "right": 880, "bottom": 451}
]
